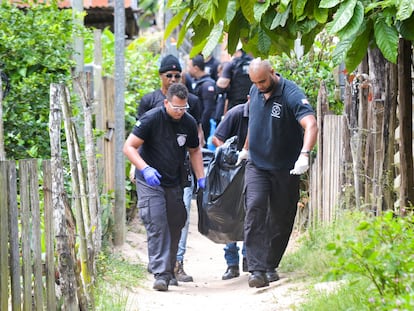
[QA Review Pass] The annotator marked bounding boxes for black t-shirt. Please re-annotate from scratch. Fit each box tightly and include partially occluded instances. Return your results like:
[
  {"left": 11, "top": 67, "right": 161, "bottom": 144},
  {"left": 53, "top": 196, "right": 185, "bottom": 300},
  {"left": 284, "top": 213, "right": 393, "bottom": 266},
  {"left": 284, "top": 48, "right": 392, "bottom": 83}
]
[
  {"left": 204, "top": 56, "right": 220, "bottom": 81},
  {"left": 214, "top": 103, "right": 248, "bottom": 150},
  {"left": 249, "top": 74, "right": 315, "bottom": 170},
  {"left": 132, "top": 107, "right": 199, "bottom": 187},
  {"left": 137, "top": 89, "right": 202, "bottom": 124},
  {"left": 221, "top": 54, "right": 253, "bottom": 110}
]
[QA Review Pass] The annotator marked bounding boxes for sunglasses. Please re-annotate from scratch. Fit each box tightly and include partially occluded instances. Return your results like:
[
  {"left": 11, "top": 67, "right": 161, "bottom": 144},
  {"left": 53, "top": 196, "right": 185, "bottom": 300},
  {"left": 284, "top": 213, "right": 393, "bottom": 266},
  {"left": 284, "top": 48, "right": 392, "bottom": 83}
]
[
  {"left": 164, "top": 73, "right": 182, "bottom": 79},
  {"left": 168, "top": 101, "right": 189, "bottom": 112}
]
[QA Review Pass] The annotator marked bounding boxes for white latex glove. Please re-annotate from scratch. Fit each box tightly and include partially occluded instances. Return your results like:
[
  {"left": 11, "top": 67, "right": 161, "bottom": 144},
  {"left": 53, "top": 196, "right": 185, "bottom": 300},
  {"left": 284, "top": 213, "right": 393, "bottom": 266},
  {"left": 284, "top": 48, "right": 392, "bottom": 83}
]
[
  {"left": 129, "top": 164, "right": 136, "bottom": 184},
  {"left": 236, "top": 148, "right": 248, "bottom": 166},
  {"left": 290, "top": 154, "right": 309, "bottom": 175}
]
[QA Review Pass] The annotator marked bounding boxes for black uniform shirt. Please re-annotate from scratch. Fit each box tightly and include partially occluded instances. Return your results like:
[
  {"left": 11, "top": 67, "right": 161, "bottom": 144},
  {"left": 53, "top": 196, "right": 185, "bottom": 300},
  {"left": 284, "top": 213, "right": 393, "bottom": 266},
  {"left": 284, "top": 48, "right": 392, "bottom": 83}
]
[
  {"left": 221, "top": 54, "right": 253, "bottom": 110},
  {"left": 132, "top": 107, "right": 199, "bottom": 187},
  {"left": 137, "top": 89, "right": 202, "bottom": 124},
  {"left": 249, "top": 74, "right": 315, "bottom": 170},
  {"left": 214, "top": 103, "right": 249, "bottom": 150}
]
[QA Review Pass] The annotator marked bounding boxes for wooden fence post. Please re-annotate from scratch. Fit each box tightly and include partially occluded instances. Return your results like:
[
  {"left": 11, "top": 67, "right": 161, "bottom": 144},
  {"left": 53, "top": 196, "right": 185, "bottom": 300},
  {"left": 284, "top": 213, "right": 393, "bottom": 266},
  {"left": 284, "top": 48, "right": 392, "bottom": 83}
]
[
  {"left": 0, "top": 161, "right": 9, "bottom": 311},
  {"left": 49, "top": 83, "right": 79, "bottom": 310},
  {"left": 19, "top": 159, "right": 44, "bottom": 311},
  {"left": 42, "top": 160, "right": 57, "bottom": 311},
  {"left": 7, "top": 160, "right": 22, "bottom": 311}
]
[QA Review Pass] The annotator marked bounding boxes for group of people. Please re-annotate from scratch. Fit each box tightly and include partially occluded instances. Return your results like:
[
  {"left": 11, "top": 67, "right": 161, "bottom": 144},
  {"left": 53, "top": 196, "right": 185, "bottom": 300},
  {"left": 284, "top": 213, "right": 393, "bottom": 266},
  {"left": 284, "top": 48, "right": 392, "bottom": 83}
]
[{"left": 123, "top": 50, "right": 318, "bottom": 291}]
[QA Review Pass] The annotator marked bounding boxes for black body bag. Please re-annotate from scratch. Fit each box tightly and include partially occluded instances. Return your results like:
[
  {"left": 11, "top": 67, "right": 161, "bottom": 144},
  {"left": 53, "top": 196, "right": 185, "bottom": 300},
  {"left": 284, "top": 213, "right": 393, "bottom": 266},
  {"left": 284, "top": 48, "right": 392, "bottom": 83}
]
[{"left": 197, "top": 136, "right": 245, "bottom": 244}]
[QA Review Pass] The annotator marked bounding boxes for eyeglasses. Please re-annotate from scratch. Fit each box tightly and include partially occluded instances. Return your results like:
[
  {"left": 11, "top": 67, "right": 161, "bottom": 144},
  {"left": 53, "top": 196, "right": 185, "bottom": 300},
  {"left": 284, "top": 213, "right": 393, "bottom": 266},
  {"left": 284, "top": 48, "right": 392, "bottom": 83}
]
[
  {"left": 164, "top": 73, "right": 182, "bottom": 79},
  {"left": 168, "top": 101, "right": 189, "bottom": 112}
]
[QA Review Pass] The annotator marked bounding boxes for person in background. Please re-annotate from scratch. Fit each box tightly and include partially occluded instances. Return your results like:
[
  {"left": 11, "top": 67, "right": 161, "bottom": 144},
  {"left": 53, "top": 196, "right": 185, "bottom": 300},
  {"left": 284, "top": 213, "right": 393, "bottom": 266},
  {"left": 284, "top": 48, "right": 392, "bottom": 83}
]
[
  {"left": 123, "top": 83, "right": 205, "bottom": 291},
  {"left": 216, "top": 48, "right": 253, "bottom": 113},
  {"left": 239, "top": 58, "right": 317, "bottom": 288},
  {"left": 214, "top": 62, "right": 228, "bottom": 125},
  {"left": 133, "top": 54, "right": 202, "bottom": 284},
  {"left": 204, "top": 54, "right": 220, "bottom": 81},
  {"left": 212, "top": 102, "right": 249, "bottom": 280},
  {"left": 188, "top": 55, "right": 217, "bottom": 145}
]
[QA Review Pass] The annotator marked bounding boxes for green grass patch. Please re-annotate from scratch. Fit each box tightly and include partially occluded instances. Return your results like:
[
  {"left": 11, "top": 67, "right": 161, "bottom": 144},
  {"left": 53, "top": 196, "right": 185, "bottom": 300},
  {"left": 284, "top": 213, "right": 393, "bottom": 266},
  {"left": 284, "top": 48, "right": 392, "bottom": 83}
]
[
  {"left": 281, "top": 210, "right": 414, "bottom": 310},
  {"left": 95, "top": 251, "right": 146, "bottom": 310}
]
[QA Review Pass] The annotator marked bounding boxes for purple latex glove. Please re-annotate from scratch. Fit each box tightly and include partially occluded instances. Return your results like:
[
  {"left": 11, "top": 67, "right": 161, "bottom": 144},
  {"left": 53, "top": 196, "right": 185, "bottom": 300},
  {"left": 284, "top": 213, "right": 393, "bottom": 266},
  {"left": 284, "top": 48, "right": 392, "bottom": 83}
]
[
  {"left": 197, "top": 177, "right": 206, "bottom": 189},
  {"left": 141, "top": 166, "right": 162, "bottom": 186}
]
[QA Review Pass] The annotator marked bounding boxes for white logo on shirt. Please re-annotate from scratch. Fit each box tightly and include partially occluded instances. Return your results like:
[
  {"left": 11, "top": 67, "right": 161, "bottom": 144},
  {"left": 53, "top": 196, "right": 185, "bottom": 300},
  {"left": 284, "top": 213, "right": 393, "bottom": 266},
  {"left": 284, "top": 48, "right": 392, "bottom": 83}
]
[
  {"left": 177, "top": 134, "right": 187, "bottom": 146},
  {"left": 271, "top": 102, "right": 282, "bottom": 118}
]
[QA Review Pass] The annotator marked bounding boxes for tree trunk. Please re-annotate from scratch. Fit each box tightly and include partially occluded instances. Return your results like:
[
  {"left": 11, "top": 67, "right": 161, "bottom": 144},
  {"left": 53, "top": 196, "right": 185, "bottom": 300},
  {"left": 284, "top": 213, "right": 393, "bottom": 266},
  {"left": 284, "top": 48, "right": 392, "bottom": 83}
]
[
  {"left": 60, "top": 83, "right": 92, "bottom": 309},
  {"left": 49, "top": 83, "right": 78, "bottom": 310},
  {"left": 398, "top": 39, "right": 414, "bottom": 209},
  {"left": 382, "top": 62, "right": 398, "bottom": 211}
]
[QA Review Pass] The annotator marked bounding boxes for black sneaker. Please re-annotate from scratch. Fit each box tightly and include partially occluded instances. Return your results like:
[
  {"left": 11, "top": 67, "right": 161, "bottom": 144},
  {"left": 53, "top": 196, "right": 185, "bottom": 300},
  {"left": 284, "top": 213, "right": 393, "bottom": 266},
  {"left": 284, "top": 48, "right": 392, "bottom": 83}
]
[
  {"left": 222, "top": 266, "right": 240, "bottom": 280},
  {"left": 248, "top": 271, "right": 269, "bottom": 288},
  {"left": 153, "top": 278, "right": 168, "bottom": 291},
  {"left": 242, "top": 257, "right": 248, "bottom": 272}
]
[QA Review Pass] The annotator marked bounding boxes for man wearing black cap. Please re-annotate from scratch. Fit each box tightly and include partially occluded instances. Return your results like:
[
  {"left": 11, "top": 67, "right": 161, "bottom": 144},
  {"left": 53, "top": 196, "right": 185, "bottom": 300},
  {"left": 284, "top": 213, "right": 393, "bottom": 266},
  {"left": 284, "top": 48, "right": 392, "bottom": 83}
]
[{"left": 133, "top": 54, "right": 202, "bottom": 284}]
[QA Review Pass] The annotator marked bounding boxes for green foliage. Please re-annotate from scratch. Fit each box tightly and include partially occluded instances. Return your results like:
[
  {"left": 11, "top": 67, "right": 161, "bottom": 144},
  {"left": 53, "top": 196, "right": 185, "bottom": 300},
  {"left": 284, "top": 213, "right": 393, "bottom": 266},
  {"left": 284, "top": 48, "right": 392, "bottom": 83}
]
[
  {"left": 124, "top": 36, "right": 161, "bottom": 131},
  {"left": 299, "top": 278, "right": 372, "bottom": 311},
  {"left": 84, "top": 30, "right": 161, "bottom": 132},
  {"left": 0, "top": 1, "right": 87, "bottom": 159},
  {"left": 281, "top": 211, "right": 365, "bottom": 279},
  {"left": 326, "top": 210, "right": 414, "bottom": 310},
  {"left": 269, "top": 33, "right": 343, "bottom": 114},
  {"left": 84, "top": 28, "right": 115, "bottom": 76},
  {"left": 166, "top": 0, "right": 414, "bottom": 73},
  {"left": 95, "top": 251, "right": 145, "bottom": 310}
]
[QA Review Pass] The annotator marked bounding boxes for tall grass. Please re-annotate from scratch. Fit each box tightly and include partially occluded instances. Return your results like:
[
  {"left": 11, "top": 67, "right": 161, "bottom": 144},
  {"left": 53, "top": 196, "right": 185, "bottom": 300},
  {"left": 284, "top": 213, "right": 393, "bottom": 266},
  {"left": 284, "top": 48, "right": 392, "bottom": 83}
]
[
  {"left": 94, "top": 250, "right": 146, "bottom": 310},
  {"left": 280, "top": 209, "right": 414, "bottom": 310}
]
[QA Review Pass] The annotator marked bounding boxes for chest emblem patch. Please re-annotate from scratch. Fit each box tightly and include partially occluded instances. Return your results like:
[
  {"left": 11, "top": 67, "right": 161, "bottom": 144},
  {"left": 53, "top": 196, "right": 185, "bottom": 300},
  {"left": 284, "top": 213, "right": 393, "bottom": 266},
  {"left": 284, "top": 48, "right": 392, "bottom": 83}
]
[
  {"left": 177, "top": 134, "right": 187, "bottom": 146},
  {"left": 271, "top": 102, "right": 282, "bottom": 118}
]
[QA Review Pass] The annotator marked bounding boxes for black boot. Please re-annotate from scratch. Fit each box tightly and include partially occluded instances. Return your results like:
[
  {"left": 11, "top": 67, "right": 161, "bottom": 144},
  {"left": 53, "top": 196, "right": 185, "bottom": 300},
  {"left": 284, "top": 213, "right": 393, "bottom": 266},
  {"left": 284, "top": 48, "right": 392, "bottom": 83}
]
[{"left": 222, "top": 266, "right": 240, "bottom": 280}]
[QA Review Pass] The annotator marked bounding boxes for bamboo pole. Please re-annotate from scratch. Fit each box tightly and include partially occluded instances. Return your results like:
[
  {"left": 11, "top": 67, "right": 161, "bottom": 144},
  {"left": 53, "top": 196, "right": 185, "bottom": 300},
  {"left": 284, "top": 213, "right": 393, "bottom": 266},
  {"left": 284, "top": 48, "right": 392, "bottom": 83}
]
[{"left": 74, "top": 76, "right": 101, "bottom": 253}]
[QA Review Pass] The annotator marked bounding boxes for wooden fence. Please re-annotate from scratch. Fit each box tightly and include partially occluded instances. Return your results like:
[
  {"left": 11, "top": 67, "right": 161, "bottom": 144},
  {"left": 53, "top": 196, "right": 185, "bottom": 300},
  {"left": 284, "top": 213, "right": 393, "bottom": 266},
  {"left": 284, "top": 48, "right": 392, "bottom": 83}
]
[{"left": 0, "top": 159, "right": 57, "bottom": 311}]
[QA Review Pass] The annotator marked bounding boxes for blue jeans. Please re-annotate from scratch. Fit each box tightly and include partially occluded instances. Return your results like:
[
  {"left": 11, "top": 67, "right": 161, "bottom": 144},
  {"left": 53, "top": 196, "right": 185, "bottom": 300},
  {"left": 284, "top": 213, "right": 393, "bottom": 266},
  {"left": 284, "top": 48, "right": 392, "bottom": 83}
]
[
  {"left": 224, "top": 242, "right": 246, "bottom": 267},
  {"left": 176, "top": 179, "right": 193, "bottom": 262}
]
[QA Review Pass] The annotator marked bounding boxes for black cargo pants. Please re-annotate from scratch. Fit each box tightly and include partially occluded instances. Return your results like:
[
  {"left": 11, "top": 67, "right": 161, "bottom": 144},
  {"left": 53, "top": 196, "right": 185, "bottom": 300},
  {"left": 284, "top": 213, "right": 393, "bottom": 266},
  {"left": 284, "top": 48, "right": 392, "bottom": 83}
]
[
  {"left": 244, "top": 161, "right": 300, "bottom": 272},
  {"left": 136, "top": 176, "right": 187, "bottom": 281}
]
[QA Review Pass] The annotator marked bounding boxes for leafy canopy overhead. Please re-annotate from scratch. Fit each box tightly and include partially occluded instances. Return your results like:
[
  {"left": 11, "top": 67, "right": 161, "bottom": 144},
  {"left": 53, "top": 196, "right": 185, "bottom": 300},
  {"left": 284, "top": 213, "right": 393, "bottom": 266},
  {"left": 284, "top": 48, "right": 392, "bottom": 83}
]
[{"left": 165, "top": 0, "right": 414, "bottom": 72}]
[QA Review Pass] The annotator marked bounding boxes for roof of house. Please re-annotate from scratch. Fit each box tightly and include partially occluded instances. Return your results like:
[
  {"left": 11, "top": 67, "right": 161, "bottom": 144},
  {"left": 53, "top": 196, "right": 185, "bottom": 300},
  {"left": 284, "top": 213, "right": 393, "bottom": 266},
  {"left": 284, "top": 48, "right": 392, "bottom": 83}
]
[
  {"left": 58, "top": 0, "right": 134, "bottom": 9},
  {"left": 12, "top": 0, "right": 141, "bottom": 38}
]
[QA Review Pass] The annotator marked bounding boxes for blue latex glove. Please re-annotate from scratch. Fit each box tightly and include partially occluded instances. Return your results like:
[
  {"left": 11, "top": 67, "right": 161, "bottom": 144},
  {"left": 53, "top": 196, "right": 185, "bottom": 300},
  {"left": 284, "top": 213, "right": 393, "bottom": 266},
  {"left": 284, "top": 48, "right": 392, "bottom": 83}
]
[
  {"left": 141, "top": 166, "right": 161, "bottom": 186},
  {"left": 197, "top": 177, "right": 206, "bottom": 189}
]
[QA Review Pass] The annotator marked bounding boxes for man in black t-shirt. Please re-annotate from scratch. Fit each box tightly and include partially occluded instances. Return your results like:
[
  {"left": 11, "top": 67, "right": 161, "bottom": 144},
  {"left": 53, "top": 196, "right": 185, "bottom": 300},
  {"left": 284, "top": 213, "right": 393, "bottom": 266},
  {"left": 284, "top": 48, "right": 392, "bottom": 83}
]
[
  {"left": 123, "top": 83, "right": 205, "bottom": 292},
  {"left": 188, "top": 55, "right": 217, "bottom": 143},
  {"left": 240, "top": 58, "right": 318, "bottom": 289},
  {"left": 212, "top": 103, "right": 249, "bottom": 280},
  {"left": 216, "top": 49, "right": 253, "bottom": 113},
  {"left": 133, "top": 55, "right": 203, "bottom": 284}
]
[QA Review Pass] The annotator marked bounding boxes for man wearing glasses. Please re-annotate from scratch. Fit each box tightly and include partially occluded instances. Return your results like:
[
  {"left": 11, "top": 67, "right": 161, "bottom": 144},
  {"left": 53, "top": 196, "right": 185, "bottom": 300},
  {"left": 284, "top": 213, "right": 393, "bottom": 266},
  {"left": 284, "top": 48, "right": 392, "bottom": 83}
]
[
  {"left": 124, "top": 83, "right": 206, "bottom": 291},
  {"left": 132, "top": 54, "right": 202, "bottom": 285}
]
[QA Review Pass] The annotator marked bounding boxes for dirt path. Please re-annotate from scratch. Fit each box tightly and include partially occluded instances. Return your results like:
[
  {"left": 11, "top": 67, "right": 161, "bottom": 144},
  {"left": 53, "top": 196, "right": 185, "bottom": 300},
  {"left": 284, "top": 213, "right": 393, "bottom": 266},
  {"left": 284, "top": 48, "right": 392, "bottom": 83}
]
[{"left": 116, "top": 200, "right": 310, "bottom": 311}]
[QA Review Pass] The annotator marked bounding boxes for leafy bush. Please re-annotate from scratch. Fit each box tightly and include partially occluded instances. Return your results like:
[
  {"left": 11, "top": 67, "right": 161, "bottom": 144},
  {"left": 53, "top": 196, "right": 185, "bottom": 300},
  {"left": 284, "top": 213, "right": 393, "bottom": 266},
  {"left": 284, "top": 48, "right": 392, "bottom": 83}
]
[
  {"left": 326, "top": 210, "right": 414, "bottom": 310},
  {"left": 269, "top": 33, "right": 343, "bottom": 115},
  {"left": 0, "top": 1, "right": 87, "bottom": 159}
]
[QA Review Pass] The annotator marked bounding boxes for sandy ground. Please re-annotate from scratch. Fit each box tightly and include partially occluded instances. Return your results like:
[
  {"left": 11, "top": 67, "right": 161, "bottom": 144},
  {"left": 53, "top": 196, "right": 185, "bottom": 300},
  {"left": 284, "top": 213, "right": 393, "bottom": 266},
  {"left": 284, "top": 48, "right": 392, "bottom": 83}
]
[{"left": 115, "top": 200, "right": 310, "bottom": 311}]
